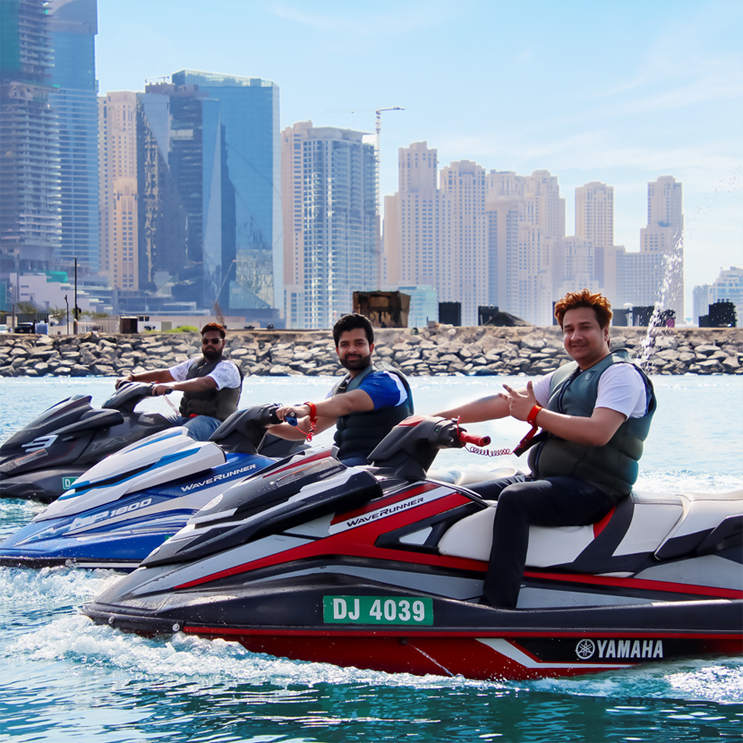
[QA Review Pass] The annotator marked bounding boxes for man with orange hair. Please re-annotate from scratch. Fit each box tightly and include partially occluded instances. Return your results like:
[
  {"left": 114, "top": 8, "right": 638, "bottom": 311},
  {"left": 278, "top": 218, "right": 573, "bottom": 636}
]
[{"left": 436, "top": 290, "right": 656, "bottom": 608}]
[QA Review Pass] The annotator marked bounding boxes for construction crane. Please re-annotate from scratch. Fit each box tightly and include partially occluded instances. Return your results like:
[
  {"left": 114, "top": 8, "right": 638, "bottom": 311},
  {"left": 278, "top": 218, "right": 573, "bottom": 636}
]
[
  {"left": 374, "top": 107, "right": 404, "bottom": 262},
  {"left": 328, "top": 106, "right": 404, "bottom": 267},
  {"left": 375, "top": 106, "right": 404, "bottom": 157},
  {"left": 375, "top": 107, "right": 405, "bottom": 199}
]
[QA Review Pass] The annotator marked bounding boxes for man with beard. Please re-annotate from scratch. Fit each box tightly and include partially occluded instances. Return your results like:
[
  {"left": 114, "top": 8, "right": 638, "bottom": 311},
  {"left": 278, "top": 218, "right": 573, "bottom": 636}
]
[
  {"left": 118, "top": 322, "right": 242, "bottom": 440},
  {"left": 273, "top": 313, "right": 413, "bottom": 465}
]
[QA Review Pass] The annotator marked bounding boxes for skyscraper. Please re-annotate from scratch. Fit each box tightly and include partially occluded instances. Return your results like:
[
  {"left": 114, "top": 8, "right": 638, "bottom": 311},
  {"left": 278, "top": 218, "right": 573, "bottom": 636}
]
[
  {"left": 385, "top": 142, "right": 448, "bottom": 294},
  {"left": 387, "top": 143, "right": 494, "bottom": 326},
  {"left": 136, "top": 87, "right": 189, "bottom": 290},
  {"left": 617, "top": 176, "right": 684, "bottom": 321},
  {"left": 98, "top": 91, "right": 138, "bottom": 291},
  {"left": 575, "top": 181, "right": 614, "bottom": 250},
  {"left": 575, "top": 181, "right": 613, "bottom": 293},
  {"left": 485, "top": 169, "right": 564, "bottom": 324},
  {"left": 47, "top": 0, "right": 98, "bottom": 273},
  {"left": 171, "top": 70, "right": 281, "bottom": 321},
  {"left": 387, "top": 151, "right": 565, "bottom": 326},
  {"left": 550, "top": 236, "right": 598, "bottom": 301},
  {"left": 282, "top": 121, "right": 378, "bottom": 328},
  {"left": 138, "top": 82, "right": 221, "bottom": 304},
  {"left": 440, "top": 160, "right": 487, "bottom": 326},
  {"left": 0, "top": 0, "right": 60, "bottom": 279},
  {"left": 641, "top": 175, "right": 684, "bottom": 319}
]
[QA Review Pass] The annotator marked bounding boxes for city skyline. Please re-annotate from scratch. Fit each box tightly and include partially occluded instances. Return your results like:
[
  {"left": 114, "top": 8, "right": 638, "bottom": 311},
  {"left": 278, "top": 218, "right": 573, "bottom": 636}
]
[{"left": 95, "top": 0, "right": 743, "bottom": 312}]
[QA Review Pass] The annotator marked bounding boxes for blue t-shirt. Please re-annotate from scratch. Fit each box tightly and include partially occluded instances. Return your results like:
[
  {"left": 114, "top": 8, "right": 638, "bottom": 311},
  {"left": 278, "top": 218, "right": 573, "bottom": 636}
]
[{"left": 332, "top": 370, "right": 409, "bottom": 410}]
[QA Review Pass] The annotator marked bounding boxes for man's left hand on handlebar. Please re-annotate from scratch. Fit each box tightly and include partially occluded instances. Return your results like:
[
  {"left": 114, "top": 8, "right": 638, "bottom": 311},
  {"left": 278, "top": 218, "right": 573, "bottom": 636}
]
[{"left": 275, "top": 404, "right": 309, "bottom": 422}]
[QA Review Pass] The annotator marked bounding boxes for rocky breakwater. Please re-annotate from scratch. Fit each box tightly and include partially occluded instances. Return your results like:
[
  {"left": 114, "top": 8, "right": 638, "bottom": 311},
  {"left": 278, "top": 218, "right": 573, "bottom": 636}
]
[{"left": 0, "top": 325, "right": 741, "bottom": 378}]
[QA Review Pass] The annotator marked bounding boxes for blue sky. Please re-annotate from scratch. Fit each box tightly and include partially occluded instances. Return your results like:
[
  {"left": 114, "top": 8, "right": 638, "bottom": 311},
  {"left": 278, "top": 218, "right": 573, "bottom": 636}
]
[{"left": 96, "top": 0, "right": 743, "bottom": 311}]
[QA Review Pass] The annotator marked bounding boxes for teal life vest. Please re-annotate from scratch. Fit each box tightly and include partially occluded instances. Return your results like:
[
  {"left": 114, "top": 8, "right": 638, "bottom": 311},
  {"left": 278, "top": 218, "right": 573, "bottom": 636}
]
[
  {"left": 333, "top": 364, "right": 414, "bottom": 461},
  {"left": 179, "top": 357, "right": 243, "bottom": 422},
  {"left": 527, "top": 349, "right": 656, "bottom": 499}
]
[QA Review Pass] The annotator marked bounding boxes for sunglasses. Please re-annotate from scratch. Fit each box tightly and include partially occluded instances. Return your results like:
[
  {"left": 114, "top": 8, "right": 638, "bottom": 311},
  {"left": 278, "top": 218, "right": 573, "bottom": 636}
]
[{"left": 202, "top": 337, "right": 223, "bottom": 345}]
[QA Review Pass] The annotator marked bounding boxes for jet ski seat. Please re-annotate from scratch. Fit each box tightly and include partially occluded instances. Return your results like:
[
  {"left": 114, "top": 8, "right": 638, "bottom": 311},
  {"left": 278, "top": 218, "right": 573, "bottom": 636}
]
[{"left": 438, "top": 490, "right": 690, "bottom": 570}]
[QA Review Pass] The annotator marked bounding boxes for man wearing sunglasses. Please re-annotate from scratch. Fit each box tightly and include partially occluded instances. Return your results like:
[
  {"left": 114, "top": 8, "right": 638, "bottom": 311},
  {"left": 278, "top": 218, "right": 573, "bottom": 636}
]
[{"left": 118, "top": 322, "right": 242, "bottom": 440}]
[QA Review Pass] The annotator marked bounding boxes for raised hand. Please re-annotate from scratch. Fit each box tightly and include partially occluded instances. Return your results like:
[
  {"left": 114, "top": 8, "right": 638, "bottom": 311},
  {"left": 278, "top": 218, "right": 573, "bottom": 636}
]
[{"left": 502, "top": 381, "right": 537, "bottom": 422}]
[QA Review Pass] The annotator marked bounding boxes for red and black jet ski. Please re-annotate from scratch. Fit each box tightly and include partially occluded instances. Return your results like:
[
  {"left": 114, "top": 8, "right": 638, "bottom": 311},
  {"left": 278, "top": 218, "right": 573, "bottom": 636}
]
[{"left": 83, "top": 416, "right": 743, "bottom": 680}]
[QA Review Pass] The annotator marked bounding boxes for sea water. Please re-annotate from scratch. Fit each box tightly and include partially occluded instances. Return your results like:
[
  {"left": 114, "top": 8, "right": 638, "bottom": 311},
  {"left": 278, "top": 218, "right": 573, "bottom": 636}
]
[{"left": 0, "top": 375, "right": 741, "bottom": 743}]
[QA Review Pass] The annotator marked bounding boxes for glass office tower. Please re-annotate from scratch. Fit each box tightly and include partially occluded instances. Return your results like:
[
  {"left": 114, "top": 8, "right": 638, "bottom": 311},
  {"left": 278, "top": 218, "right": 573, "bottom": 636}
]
[
  {"left": 138, "top": 83, "right": 221, "bottom": 306},
  {"left": 136, "top": 89, "right": 189, "bottom": 290},
  {"left": 48, "top": 0, "right": 99, "bottom": 273},
  {"left": 0, "top": 0, "right": 60, "bottom": 275},
  {"left": 171, "top": 70, "right": 281, "bottom": 320}
]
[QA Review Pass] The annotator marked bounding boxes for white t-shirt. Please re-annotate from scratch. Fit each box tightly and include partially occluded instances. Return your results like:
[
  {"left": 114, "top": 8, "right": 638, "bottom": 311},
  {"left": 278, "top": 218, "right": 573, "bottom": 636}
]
[
  {"left": 169, "top": 358, "right": 241, "bottom": 391},
  {"left": 532, "top": 363, "right": 648, "bottom": 420}
]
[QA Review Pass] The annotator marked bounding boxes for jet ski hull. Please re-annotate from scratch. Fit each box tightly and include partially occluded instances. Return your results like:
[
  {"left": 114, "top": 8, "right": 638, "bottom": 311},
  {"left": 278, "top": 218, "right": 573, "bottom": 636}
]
[
  {"left": 0, "top": 467, "right": 88, "bottom": 504},
  {"left": 0, "top": 453, "right": 273, "bottom": 570},
  {"left": 83, "top": 578, "right": 743, "bottom": 680},
  {"left": 0, "top": 404, "right": 303, "bottom": 570}
]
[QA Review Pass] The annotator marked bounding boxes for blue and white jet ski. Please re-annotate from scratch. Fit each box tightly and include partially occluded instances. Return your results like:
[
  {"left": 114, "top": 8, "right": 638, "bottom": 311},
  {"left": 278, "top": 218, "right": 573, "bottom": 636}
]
[{"left": 0, "top": 404, "right": 305, "bottom": 570}]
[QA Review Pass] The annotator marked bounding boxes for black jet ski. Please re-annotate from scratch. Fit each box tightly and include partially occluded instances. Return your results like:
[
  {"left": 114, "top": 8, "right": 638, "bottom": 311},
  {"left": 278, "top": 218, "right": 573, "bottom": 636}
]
[
  {"left": 0, "top": 382, "right": 173, "bottom": 503},
  {"left": 83, "top": 416, "right": 743, "bottom": 680}
]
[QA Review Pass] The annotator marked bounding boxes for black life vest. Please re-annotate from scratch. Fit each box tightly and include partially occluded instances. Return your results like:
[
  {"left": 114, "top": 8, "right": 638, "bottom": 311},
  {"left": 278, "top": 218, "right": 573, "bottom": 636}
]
[
  {"left": 178, "top": 357, "right": 243, "bottom": 422},
  {"left": 333, "top": 364, "right": 414, "bottom": 461}
]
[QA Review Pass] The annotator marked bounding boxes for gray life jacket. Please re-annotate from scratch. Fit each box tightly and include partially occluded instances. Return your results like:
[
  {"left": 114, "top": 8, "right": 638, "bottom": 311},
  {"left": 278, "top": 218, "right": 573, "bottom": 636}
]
[{"left": 527, "top": 349, "right": 656, "bottom": 499}]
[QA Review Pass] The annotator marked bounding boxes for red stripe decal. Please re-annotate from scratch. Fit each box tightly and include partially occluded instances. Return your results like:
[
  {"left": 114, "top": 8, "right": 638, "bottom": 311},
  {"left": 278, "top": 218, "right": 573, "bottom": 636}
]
[
  {"left": 524, "top": 569, "right": 743, "bottom": 600},
  {"left": 183, "top": 626, "right": 743, "bottom": 641},
  {"left": 593, "top": 506, "right": 615, "bottom": 538},
  {"left": 268, "top": 448, "right": 335, "bottom": 475},
  {"left": 175, "top": 492, "right": 478, "bottom": 590},
  {"left": 332, "top": 482, "right": 441, "bottom": 524}
]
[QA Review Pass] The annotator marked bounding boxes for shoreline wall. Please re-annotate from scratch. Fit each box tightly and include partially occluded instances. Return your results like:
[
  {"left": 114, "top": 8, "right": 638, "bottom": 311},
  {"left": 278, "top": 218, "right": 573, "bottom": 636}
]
[{"left": 0, "top": 326, "right": 741, "bottom": 378}]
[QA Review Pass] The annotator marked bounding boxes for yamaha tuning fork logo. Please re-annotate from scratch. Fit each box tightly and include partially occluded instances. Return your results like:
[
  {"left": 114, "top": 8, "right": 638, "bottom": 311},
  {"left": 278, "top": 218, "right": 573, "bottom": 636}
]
[{"left": 575, "top": 639, "right": 595, "bottom": 660}]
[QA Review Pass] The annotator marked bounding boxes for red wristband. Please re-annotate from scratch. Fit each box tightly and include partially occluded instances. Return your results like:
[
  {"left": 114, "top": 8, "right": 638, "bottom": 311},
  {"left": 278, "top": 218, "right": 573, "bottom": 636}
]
[
  {"left": 527, "top": 405, "right": 542, "bottom": 427},
  {"left": 303, "top": 401, "right": 318, "bottom": 442}
]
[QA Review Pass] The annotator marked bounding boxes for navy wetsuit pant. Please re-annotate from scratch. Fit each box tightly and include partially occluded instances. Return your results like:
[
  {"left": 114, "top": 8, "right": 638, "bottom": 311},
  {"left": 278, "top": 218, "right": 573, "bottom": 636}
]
[{"left": 470, "top": 475, "right": 618, "bottom": 608}]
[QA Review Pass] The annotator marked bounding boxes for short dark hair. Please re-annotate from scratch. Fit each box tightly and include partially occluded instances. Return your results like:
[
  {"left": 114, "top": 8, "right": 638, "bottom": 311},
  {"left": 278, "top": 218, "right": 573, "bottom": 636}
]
[
  {"left": 201, "top": 322, "right": 226, "bottom": 338},
  {"left": 554, "top": 289, "right": 613, "bottom": 329},
  {"left": 333, "top": 313, "right": 374, "bottom": 347}
]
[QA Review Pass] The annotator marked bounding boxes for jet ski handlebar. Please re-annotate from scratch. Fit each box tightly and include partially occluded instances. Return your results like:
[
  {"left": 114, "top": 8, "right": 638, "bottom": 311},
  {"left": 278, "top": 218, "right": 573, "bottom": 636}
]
[
  {"left": 367, "top": 416, "right": 494, "bottom": 480},
  {"left": 456, "top": 430, "right": 491, "bottom": 448},
  {"left": 259, "top": 404, "right": 282, "bottom": 426},
  {"left": 102, "top": 381, "right": 161, "bottom": 414}
]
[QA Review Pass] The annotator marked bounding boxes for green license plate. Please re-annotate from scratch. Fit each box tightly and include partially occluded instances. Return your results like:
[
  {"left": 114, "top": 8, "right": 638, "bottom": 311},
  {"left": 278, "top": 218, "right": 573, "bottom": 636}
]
[
  {"left": 323, "top": 596, "right": 433, "bottom": 625},
  {"left": 61, "top": 476, "right": 78, "bottom": 490}
]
